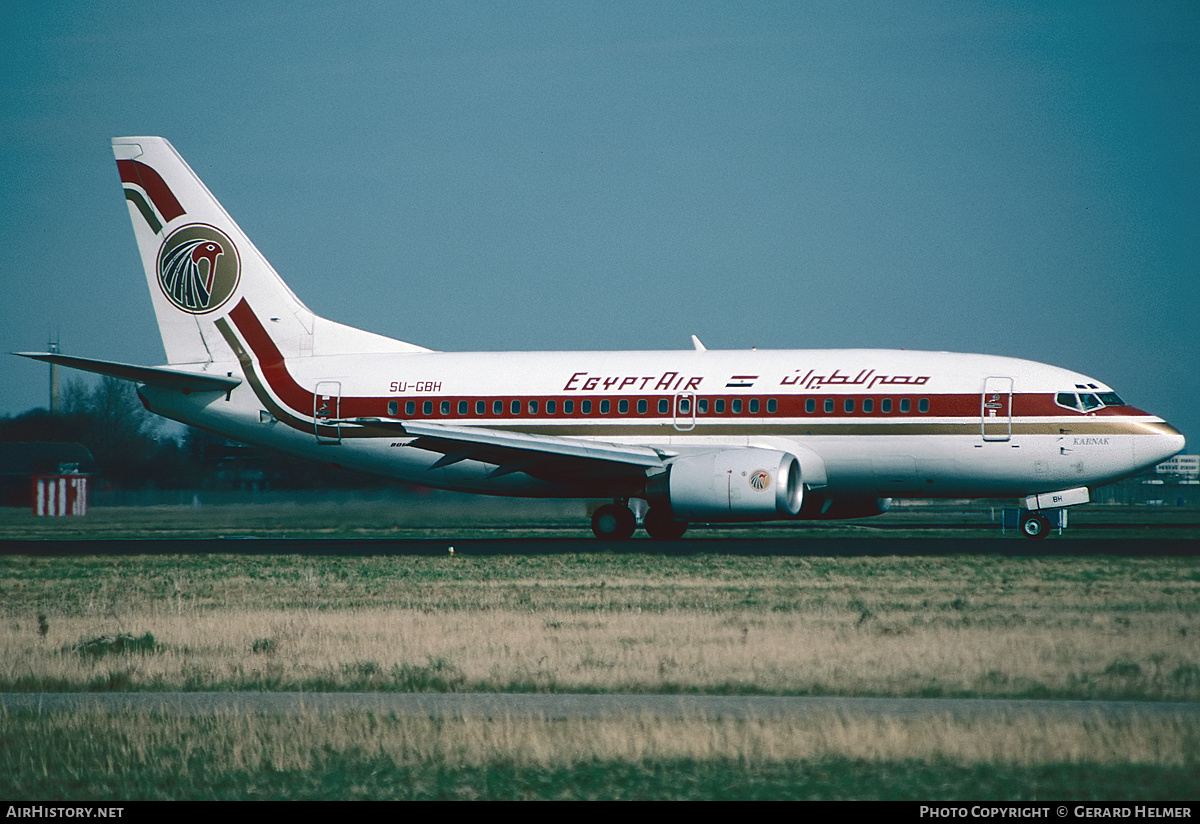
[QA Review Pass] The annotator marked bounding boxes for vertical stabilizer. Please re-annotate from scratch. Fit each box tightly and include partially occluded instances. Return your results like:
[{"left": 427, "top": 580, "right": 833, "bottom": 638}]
[
  {"left": 113, "top": 137, "right": 316, "bottom": 365},
  {"left": 115, "top": 137, "right": 430, "bottom": 364}
]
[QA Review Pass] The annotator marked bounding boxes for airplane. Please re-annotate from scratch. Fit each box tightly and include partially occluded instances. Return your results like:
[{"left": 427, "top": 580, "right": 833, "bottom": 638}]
[{"left": 17, "top": 137, "right": 1185, "bottom": 539}]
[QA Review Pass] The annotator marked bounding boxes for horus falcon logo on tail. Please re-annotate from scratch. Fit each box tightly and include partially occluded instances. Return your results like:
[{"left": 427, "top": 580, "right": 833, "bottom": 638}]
[{"left": 156, "top": 224, "right": 241, "bottom": 313}]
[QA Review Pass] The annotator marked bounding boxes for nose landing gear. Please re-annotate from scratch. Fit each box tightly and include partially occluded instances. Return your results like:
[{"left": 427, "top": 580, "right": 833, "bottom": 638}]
[{"left": 1020, "top": 511, "right": 1050, "bottom": 539}]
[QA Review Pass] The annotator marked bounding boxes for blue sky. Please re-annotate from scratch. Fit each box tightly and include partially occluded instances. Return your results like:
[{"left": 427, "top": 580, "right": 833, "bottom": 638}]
[{"left": 1, "top": 1, "right": 1196, "bottom": 447}]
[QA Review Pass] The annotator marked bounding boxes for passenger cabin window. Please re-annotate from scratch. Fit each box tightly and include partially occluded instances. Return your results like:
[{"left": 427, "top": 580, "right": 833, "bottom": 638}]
[
  {"left": 805, "top": 399, "right": 816, "bottom": 414},
  {"left": 476, "top": 400, "right": 486, "bottom": 415},
  {"left": 405, "top": 401, "right": 415, "bottom": 415},
  {"left": 749, "top": 399, "right": 760, "bottom": 413},
  {"left": 697, "top": 399, "right": 708, "bottom": 414},
  {"left": 881, "top": 399, "right": 892, "bottom": 413},
  {"left": 637, "top": 399, "right": 648, "bottom": 414},
  {"left": 423, "top": 401, "right": 432, "bottom": 416},
  {"left": 862, "top": 398, "right": 873, "bottom": 413},
  {"left": 766, "top": 399, "right": 777, "bottom": 413},
  {"left": 528, "top": 400, "right": 538, "bottom": 415},
  {"left": 715, "top": 399, "right": 726, "bottom": 414},
  {"left": 581, "top": 400, "right": 592, "bottom": 414},
  {"left": 599, "top": 399, "right": 610, "bottom": 414},
  {"left": 547, "top": 400, "right": 557, "bottom": 414},
  {"left": 918, "top": 398, "right": 930, "bottom": 413},
  {"left": 900, "top": 399, "right": 911, "bottom": 413},
  {"left": 731, "top": 399, "right": 742, "bottom": 414},
  {"left": 440, "top": 401, "right": 450, "bottom": 415},
  {"left": 658, "top": 399, "right": 670, "bottom": 414},
  {"left": 458, "top": 400, "right": 468, "bottom": 415},
  {"left": 564, "top": 400, "right": 574, "bottom": 414},
  {"left": 844, "top": 398, "right": 854, "bottom": 413},
  {"left": 493, "top": 400, "right": 503, "bottom": 415},
  {"left": 388, "top": 401, "right": 398, "bottom": 416},
  {"left": 618, "top": 399, "right": 629, "bottom": 414},
  {"left": 824, "top": 399, "right": 834, "bottom": 413},
  {"left": 511, "top": 400, "right": 521, "bottom": 415}
]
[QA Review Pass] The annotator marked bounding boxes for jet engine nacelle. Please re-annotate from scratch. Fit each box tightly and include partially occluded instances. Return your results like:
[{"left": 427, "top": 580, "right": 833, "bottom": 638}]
[{"left": 666, "top": 448, "right": 803, "bottom": 521}]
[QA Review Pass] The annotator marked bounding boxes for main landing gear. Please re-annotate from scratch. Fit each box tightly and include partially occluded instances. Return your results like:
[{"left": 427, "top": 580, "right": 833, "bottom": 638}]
[
  {"left": 591, "top": 501, "right": 688, "bottom": 540},
  {"left": 642, "top": 507, "right": 688, "bottom": 540},
  {"left": 591, "top": 503, "right": 636, "bottom": 540}
]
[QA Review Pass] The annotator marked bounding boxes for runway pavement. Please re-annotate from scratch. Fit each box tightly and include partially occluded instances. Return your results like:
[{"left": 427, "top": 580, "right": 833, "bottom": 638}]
[
  {"left": 3, "top": 692, "right": 1197, "bottom": 720},
  {"left": 1, "top": 537, "right": 1197, "bottom": 556}
]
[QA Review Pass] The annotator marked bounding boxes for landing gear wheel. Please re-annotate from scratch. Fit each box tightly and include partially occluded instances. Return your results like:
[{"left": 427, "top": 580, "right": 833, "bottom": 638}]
[
  {"left": 592, "top": 503, "right": 636, "bottom": 540},
  {"left": 1020, "top": 512, "right": 1050, "bottom": 539},
  {"left": 643, "top": 507, "right": 688, "bottom": 540}
]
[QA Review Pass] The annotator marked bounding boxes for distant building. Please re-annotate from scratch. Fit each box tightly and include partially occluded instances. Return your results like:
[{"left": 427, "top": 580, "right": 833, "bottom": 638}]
[
  {"left": 0, "top": 442, "right": 96, "bottom": 507},
  {"left": 1156, "top": 454, "right": 1198, "bottom": 480}
]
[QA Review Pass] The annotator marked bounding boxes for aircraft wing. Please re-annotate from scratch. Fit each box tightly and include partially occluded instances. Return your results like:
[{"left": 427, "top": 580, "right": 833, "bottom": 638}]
[
  {"left": 345, "top": 419, "right": 669, "bottom": 482},
  {"left": 15, "top": 353, "right": 242, "bottom": 393}
]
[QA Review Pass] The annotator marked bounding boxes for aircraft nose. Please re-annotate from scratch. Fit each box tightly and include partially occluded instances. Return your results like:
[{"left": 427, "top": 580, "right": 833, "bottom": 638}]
[{"left": 1134, "top": 422, "right": 1186, "bottom": 468}]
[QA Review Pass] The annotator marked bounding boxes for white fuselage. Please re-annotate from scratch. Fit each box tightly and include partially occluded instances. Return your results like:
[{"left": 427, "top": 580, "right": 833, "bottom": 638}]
[{"left": 140, "top": 337, "right": 1184, "bottom": 505}]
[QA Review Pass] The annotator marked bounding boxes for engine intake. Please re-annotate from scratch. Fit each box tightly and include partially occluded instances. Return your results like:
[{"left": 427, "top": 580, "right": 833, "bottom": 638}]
[{"left": 665, "top": 448, "right": 802, "bottom": 521}]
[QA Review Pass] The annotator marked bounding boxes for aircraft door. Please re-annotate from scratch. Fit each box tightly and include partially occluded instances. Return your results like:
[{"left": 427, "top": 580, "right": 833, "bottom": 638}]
[
  {"left": 981, "top": 377, "right": 1013, "bottom": 442},
  {"left": 314, "top": 380, "right": 342, "bottom": 444},
  {"left": 673, "top": 393, "right": 696, "bottom": 431}
]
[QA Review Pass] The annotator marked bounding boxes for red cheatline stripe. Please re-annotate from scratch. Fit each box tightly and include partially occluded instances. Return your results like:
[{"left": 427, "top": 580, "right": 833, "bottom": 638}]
[
  {"left": 228, "top": 299, "right": 314, "bottom": 415},
  {"left": 227, "top": 299, "right": 1158, "bottom": 429},
  {"left": 117, "top": 159, "right": 185, "bottom": 224}
]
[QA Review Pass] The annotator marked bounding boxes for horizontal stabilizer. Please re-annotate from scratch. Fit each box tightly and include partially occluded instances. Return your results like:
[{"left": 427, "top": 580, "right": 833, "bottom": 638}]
[{"left": 15, "top": 353, "right": 241, "bottom": 393}]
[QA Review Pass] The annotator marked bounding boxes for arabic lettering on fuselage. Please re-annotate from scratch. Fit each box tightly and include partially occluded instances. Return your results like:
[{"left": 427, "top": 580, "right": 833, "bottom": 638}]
[{"left": 780, "top": 369, "right": 931, "bottom": 390}]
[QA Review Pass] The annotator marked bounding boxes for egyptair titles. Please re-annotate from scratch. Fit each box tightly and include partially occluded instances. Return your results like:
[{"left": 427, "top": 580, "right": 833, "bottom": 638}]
[
  {"left": 563, "top": 372, "right": 703, "bottom": 392},
  {"left": 558, "top": 367, "right": 934, "bottom": 394},
  {"left": 781, "top": 368, "right": 931, "bottom": 390}
]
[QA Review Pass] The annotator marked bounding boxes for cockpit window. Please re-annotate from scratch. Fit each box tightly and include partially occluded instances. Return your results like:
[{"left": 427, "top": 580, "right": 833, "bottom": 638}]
[
  {"left": 1055, "top": 393, "right": 1081, "bottom": 412},
  {"left": 1056, "top": 391, "right": 1126, "bottom": 413}
]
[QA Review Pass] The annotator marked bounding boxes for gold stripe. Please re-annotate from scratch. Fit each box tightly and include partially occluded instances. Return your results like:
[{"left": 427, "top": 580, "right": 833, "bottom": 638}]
[
  {"left": 203, "top": 328, "right": 1179, "bottom": 445},
  {"left": 388, "top": 420, "right": 1173, "bottom": 438}
]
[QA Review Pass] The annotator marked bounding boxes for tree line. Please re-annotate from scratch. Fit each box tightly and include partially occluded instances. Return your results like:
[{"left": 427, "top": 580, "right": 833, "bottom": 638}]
[{"left": 1, "top": 377, "right": 394, "bottom": 491}]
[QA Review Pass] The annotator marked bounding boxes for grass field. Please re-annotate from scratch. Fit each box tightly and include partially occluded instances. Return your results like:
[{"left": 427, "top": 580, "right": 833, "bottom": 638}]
[
  {"left": 2, "top": 502, "right": 1197, "bottom": 799},
  {"left": 3, "top": 709, "right": 1196, "bottom": 800},
  {"left": 2, "top": 552, "right": 1198, "bottom": 700}
]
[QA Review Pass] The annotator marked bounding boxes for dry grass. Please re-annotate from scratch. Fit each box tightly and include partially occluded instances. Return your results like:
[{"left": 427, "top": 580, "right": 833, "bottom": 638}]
[
  {"left": 2, "top": 706, "right": 1196, "bottom": 800},
  {"left": 3, "top": 708, "right": 1194, "bottom": 771},
  {"left": 3, "top": 550, "right": 1198, "bottom": 799},
  {"left": 2, "top": 551, "right": 1198, "bottom": 698},
  {"left": 2, "top": 607, "right": 1198, "bottom": 698}
]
